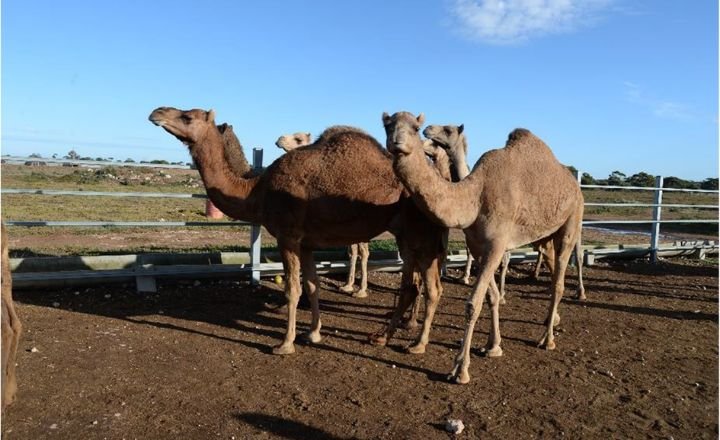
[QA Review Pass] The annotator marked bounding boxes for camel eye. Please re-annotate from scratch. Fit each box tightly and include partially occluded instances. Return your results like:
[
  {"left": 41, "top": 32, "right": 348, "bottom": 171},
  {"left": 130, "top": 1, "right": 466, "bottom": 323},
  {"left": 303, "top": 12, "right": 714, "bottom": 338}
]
[{"left": 180, "top": 114, "right": 192, "bottom": 124}]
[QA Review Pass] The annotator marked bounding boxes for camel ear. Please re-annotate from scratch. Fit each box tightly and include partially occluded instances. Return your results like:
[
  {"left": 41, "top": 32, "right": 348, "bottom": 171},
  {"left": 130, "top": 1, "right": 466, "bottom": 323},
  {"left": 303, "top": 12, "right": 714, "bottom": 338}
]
[
  {"left": 458, "top": 124, "right": 464, "bottom": 134},
  {"left": 306, "top": 132, "right": 312, "bottom": 139},
  {"left": 206, "top": 109, "right": 216, "bottom": 122},
  {"left": 417, "top": 113, "right": 425, "bottom": 125},
  {"left": 382, "top": 112, "right": 391, "bottom": 125}
]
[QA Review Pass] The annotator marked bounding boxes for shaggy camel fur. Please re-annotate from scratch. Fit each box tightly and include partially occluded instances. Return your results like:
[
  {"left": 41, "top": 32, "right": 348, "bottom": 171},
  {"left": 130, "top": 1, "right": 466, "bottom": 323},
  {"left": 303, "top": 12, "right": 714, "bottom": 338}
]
[
  {"left": 150, "top": 107, "right": 447, "bottom": 355},
  {"left": 1, "top": 224, "right": 22, "bottom": 410},
  {"left": 275, "top": 132, "right": 370, "bottom": 298},
  {"left": 383, "top": 111, "right": 584, "bottom": 384},
  {"left": 424, "top": 124, "right": 586, "bottom": 301}
]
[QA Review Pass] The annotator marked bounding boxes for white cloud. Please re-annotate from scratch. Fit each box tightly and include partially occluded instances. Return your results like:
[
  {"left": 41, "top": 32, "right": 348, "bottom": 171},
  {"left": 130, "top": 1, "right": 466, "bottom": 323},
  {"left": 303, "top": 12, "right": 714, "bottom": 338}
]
[
  {"left": 623, "top": 82, "right": 693, "bottom": 121},
  {"left": 449, "top": 0, "right": 613, "bottom": 44}
]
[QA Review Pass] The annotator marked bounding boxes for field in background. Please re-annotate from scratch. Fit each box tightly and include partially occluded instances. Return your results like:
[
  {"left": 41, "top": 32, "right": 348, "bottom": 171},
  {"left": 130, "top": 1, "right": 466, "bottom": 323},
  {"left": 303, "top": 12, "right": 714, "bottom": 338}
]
[{"left": 2, "top": 163, "right": 717, "bottom": 256}]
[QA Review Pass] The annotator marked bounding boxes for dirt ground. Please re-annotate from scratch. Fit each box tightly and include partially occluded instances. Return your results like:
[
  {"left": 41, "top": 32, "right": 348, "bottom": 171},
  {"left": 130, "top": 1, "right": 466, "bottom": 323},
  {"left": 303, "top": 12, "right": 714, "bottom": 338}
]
[{"left": 1, "top": 257, "right": 718, "bottom": 439}]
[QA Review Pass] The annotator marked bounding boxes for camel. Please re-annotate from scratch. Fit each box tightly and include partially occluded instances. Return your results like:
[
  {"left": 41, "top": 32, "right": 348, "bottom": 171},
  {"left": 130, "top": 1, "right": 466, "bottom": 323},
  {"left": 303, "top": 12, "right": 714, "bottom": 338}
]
[
  {"left": 2, "top": 223, "right": 22, "bottom": 410},
  {"left": 383, "top": 111, "right": 584, "bottom": 384},
  {"left": 275, "top": 131, "right": 370, "bottom": 298},
  {"left": 149, "top": 107, "right": 447, "bottom": 355},
  {"left": 275, "top": 132, "right": 312, "bottom": 153},
  {"left": 424, "top": 124, "right": 586, "bottom": 301}
]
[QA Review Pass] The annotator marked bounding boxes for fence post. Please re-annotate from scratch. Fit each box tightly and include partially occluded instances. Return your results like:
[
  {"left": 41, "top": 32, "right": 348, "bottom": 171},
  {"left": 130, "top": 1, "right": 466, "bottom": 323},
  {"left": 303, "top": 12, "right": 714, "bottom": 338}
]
[
  {"left": 650, "top": 176, "right": 664, "bottom": 263},
  {"left": 250, "top": 148, "right": 263, "bottom": 284}
]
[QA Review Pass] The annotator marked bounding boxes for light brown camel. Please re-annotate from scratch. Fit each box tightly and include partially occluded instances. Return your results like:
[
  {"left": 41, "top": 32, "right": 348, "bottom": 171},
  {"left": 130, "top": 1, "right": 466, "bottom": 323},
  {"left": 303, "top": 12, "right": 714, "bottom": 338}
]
[
  {"left": 149, "top": 107, "right": 447, "bottom": 355},
  {"left": 383, "top": 111, "right": 584, "bottom": 384},
  {"left": 275, "top": 131, "right": 370, "bottom": 298},
  {"left": 424, "top": 124, "right": 586, "bottom": 301},
  {"left": 275, "top": 132, "right": 312, "bottom": 153},
  {"left": 2, "top": 223, "right": 22, "bottom": 410}
]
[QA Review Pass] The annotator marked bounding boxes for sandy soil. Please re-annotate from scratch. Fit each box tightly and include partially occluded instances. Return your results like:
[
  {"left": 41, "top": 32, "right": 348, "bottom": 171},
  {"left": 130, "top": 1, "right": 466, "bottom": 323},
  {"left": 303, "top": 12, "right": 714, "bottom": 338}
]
[{"left": 2, "top": 258, "right": 717, "bottom": 439}]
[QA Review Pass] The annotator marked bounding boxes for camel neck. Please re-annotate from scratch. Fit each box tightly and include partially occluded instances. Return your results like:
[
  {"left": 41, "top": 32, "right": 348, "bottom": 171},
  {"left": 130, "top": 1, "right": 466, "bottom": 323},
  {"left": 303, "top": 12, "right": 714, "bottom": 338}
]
[
  {"left": 449, "top": 136, "right": 471, "bottom": 181},
  {"left": 394, "top": 145, "right": 481, "bottom": 229},
  {"left": 189, "top": 129, "right": 262, "bottom": 223}
]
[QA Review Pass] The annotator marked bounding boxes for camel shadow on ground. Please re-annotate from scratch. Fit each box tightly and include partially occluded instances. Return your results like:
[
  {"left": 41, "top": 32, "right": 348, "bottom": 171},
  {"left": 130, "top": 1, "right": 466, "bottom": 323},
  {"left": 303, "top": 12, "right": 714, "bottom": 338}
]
[
  {"left": 11, "top": 278, "right": 455, "bottom": 380},
  {"left": 234, "top": 412, "right": 347, "bottom": 440}
]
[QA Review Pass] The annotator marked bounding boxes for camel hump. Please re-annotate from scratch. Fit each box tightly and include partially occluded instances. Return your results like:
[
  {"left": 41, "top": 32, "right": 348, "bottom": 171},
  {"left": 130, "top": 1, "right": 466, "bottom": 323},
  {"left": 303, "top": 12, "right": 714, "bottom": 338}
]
[
  {"left": 316, "top": 125, "right": 369, "bottom": 143},
  {"left": 506, "top": 128, "right": 533, "bottom": 145}
]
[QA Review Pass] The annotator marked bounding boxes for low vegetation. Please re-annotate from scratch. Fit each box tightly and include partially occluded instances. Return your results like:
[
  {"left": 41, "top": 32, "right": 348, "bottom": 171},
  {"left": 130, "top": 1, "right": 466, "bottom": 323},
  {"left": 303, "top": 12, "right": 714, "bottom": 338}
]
[{"left": 2, "top": 163, "right": 717, "bottom": 256}]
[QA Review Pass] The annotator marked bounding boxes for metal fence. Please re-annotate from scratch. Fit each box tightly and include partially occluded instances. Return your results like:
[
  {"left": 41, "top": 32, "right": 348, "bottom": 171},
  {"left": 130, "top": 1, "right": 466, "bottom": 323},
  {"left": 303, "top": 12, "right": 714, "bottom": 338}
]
[{"left": 2, "top": 156, "right": 718, "bottom": 290}]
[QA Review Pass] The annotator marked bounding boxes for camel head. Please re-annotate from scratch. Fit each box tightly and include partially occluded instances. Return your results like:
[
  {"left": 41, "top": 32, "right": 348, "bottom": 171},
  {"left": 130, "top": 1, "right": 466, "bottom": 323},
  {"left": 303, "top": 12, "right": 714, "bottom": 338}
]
[
  {"left": 382, "top": 111, "right": 425, "bottom": 155},
  {"left": 275, "top": 132, "right": 313, "bottom": 153},
  {"left": 423, "top": 124, "right": 470, "bottom": 181},
  {"left": 148, "top": 107, "right": 217, "bottom": 147}
]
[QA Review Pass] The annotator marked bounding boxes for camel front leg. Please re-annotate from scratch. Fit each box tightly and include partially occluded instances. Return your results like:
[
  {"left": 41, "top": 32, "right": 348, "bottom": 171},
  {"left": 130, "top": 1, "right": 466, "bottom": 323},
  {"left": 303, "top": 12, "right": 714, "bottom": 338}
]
[
  {"left": 449, "top": 244, "right": 506, "bottom": 384},
  {"left": 273, "top": 244, "right": 302, "bottom": 355},
  {"left": 300, "top": 247, "right": 322, "bottom": 344},
  {"left": 339, "top": 244, "right": 358, "bottom": 294},
  {"left": 407, "top": 257, "right": 443, "bottom": 354},
  {"left": 369, "top": 259, "right": 418, "bottom": 346}
]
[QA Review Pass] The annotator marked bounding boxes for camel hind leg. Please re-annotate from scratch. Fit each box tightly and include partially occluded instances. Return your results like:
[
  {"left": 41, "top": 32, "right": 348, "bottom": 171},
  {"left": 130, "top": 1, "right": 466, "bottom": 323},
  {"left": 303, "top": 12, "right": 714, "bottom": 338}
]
[
  {"left": 369, "top": 256, "right": 419, "bottom": 346},
  {"left": 2, "top": 224, "right": 21, "bottom": 411},
  {"left": 574, "top": 231, "right": 586, "bottom": 300},
  {"left": 273, "top": 242, "right": 303, "bottom": 355},
  {"left": 402, "top": 272, "right": 422, "bottom": 330},
  {"left": 300, "top": 247, "right": 322, "bottom": 344},
  {"left": 537, "top": 213, "right": 582, "bottom": 351},
  {"left": 354, "top": 242, "right": 370, "bottom": 298},
  {"left": 497, "top": 252, "right": 510, "bottom": 304},
  {"left": 406, "top": 256, "right": 443, "bottom": 354},
  {"left": 2, "top": 294, "right": 21, "bottom": 410},
  {"left": 340, "top": 244, "right": 359, "bottom": 294},
  {"left": 462, "top": 250, "right": 473, "bottom": 285}
]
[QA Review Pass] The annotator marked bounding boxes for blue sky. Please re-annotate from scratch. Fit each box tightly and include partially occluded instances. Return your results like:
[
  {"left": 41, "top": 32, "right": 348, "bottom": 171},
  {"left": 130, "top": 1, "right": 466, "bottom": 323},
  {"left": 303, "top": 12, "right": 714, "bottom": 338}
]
[{"left": 2, "top": 0, "right": 717, "bottom": 180}]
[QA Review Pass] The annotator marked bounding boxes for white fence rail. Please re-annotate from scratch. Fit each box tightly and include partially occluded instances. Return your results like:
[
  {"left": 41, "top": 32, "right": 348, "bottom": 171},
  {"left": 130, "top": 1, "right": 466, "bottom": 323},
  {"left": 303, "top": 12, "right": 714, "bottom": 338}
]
[{"left": 2, "top": 157, "right": 718, "bottom": 291}]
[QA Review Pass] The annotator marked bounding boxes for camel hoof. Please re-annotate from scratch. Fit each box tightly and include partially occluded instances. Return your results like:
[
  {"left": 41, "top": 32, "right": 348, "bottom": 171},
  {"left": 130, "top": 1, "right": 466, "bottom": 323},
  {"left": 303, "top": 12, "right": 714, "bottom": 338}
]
[
  {"left": 265, "top": 302, "right": 288, "bottom": 315},
  {"left": 272, "top": 343, "right": 296, "bottom": 355},
  {"left": 575, "top": 290, "right": 587, "bottom": 301},
  {"left": 481, "top": 346, "right": 503, "bottom": 357},
  {"left": 301, "top": 331, "right": 322, "bottom": 344},
  {"left": 352, "top": 290, "right": 368, "bottom": 299},
  {"left": 462, "top": 278, "right": 471, "bottom": 286},
  {"left": 368, "top": 333, "right": 387, "bottom": 346},
  {"left": 499, "top": 296, "right": 507, "bottom": 305},
  {"left": 406, "top": 343, "right": 426, "bottom": 355},
  {"left": 448, "top": 371, "right": 470, "bottom": 385},
  {"left": 537, "top": 337, "right": 556, "bottom": 351},
  {"left": 401, "top": 319, "right": 419, "bottom": 330},
  {"left": 339, "top": 284, "right": 354, "bottom": 293}
]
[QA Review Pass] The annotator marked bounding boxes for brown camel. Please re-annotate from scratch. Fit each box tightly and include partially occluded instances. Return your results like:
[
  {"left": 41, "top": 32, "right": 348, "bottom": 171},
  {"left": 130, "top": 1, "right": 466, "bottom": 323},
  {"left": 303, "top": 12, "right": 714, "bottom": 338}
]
[
  {"left": 275, "top": 131, "right": 370, "bottom": 298},
  {"left": 149, "top": 107, "right": 447, "bottom": 355},
  {"left": 383, "top": 111, "right": 584, "bottom": 384},
  {"left": 2, "top": 223, "right": 22, "bottom": 410},
  {"left": 424, "top": 124, "right": 586, "bottom": 301}
]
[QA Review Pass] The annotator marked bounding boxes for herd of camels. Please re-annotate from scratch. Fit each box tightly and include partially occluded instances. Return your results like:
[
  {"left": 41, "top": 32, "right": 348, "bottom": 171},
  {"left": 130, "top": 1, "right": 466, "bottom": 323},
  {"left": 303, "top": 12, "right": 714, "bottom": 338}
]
[
  {"left": 0, "top": 107, "right": 585, "bottom": 413},
  {"left": 148, "top": 107, "right": 585, "bottom": 384}
]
